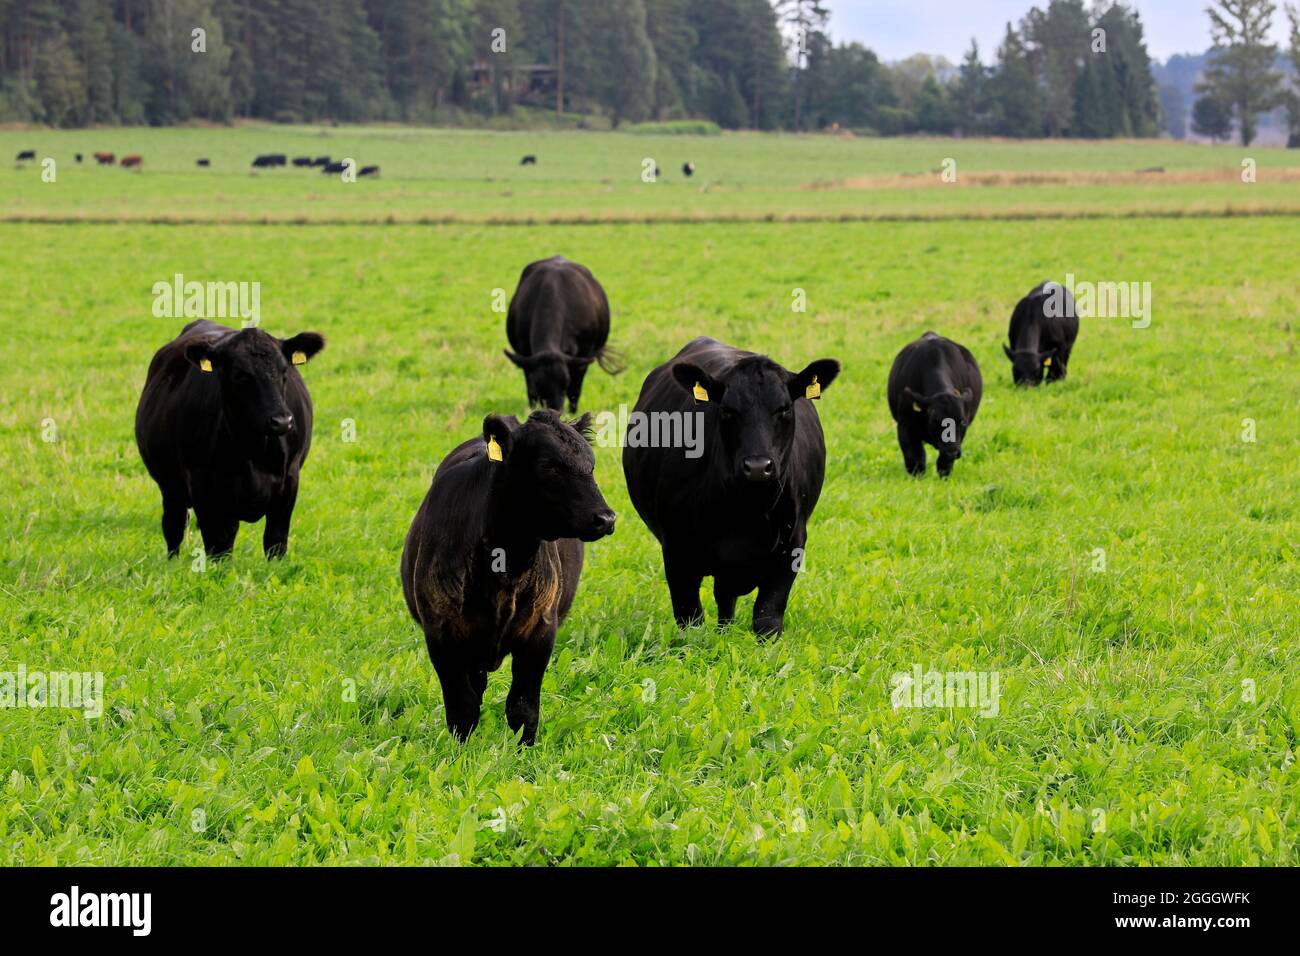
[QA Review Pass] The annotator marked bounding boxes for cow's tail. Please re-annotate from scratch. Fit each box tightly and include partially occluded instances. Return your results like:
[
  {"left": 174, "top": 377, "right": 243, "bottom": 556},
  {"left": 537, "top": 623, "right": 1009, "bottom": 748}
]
[{"left": 596, "top": 345, "right": 626, "bottom": 376}]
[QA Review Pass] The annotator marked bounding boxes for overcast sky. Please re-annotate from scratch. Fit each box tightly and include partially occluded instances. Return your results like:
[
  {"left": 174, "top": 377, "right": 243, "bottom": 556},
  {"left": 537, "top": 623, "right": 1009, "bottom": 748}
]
[{"left": 826, "top": 0, "right": 1293, "bottom": 65}]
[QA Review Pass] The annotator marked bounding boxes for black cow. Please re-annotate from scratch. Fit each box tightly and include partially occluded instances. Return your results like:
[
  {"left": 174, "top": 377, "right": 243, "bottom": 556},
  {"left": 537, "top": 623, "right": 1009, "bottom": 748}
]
[
  {"left": 322, "top": 161, "right": 347, "bottom": 174},
  {"left": 251, "top": 153, "right": 287, "bottom": 169},
  {"left": 15, "top": 150, "right": 35, "bottom": 161},
  {"left": 135, "top": 320, "right": 325, "bottom": 559},
  {"left": 358, "top": 165, "right": 379, "bottom": 177},
  {"left": 401, "top": 411, "right": 616, "bottom": 744},
  {"left": 682, "top": 162, "right": 695, "bottom": 177},
  {"left": 520, "top": 154, "right": 537, "bottom": 165},
  {"left": 292, "top": 156, "right": 313, "bottom": 167},
  {"left": 1004, "top": 281, "right": 1079, "bottom": 386},
  {"left": 887, "top": 331, "right": 982, "bottom": 478},
  {"left": 622, "top": 337, "right": 840, "bottom": 637},
  {"left": 311, "top": 156, "right": 330, "bottom": 167},
  {"left": 196, "top": 158, "right": 211, "bottom": 167},
  {"left": 75, "top": 153, "right": 83, "bottom": 163},
  {"left": 505, "top": 256, "right": 620, "bottom": 412}
]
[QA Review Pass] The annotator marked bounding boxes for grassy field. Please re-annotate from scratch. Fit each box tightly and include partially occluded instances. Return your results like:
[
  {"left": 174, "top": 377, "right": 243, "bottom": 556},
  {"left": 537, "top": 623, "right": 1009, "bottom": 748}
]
[
  {"left": 1, "top": 127, "right": 1298, "bottom": 865},
  {"left": 4, "top": 124, "right": 1300, "bottom": 223}
]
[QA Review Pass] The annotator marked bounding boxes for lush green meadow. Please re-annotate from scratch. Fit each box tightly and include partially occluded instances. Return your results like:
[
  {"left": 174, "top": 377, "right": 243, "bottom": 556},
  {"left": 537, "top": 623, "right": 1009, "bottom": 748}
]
[
  {"left": 4, "top": 124, "right": 1300, "bottom": 223},
  {"left": 0, "top": 127, "right": 1297, "bottom": 865}
]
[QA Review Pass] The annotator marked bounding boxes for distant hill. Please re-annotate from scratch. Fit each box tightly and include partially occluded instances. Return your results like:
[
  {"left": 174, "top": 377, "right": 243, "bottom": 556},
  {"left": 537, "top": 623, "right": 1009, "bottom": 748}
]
[{"left": 1155, "top": 50, "right": 1293, "bottom": 145}]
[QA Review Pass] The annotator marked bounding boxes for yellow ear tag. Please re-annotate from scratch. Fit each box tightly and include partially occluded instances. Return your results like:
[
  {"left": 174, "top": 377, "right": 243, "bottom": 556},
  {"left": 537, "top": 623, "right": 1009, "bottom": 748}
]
[
  {"left": 1043, "top": 356, "right": 1052, "bottom": 367},
  {"left": 292, "top": 351, "right": 307, "bottom": 366},
  {"left": 199, "top": 358, "right": 213, "bottom": 373},
  {"left": 805, "top": 375, "right": 821, "bottom": 400},
  {"left": 486, "top": 435, "right": 503, "bottom": 462},
  {"left": 912, "top": 402, "right": 921, "bottom": 413},
  {"left": 692, "top": 382, "right": 709, "bottom": 403}
]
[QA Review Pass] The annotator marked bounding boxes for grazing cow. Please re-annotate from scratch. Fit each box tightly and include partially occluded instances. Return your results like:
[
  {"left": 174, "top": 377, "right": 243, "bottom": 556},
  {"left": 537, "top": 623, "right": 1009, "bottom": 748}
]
[
  {"left": 322, "top": 161, "right": 347, "bottom": 174},
  {"left": 93, "top": 152, "right": 114, "bottom": 165},
  {"left": 196, "top": 158, "right": 211, "bottom": 167},
  {"left": 251, "top": 153, "right": 287, "bottom": 169},
  {"left": 622, "top": 337, "right": 840, "bottom": 636},
  {"left": 358, "top": 165, "right": 379, "bottom": 177},
  {"left": 887, "top": 332, "right": 982, "bottom": 478},
  {"left": 75, "top": 153, "right": 83, "bottom": 163},
  {"left": 520, "top": 154, "right": 537, "bottom": 165},
  {"left": 1004, "top": 281, "right": 1079, "bottom": 386},
  {"left": 120, "top": 155, "right": 143, "bottom": 169},
  {"left": 505, "top": 256, "right": 620, "bottom": 413},
  {"left": 311, "top": 156, "right": 330, "bottom": 167},
  {"left": 401, "top": 411, "right": 616, "bottom": 744},
  {"left": 134, "top": 320, "right": 325, "bottom": 560},
  {"left": 15, "top": 149, "right": 35, "bottom": 161},
  {"left": 682, "top": 161, "right": 695, "bottom": 177},
  {"left": 292, "top": 156, "right": 313, "bottom": 167}
]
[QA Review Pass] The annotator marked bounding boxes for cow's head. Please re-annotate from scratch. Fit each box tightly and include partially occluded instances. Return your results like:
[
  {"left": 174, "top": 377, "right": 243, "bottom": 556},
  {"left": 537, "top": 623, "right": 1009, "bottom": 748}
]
[
  {"left": 903, "top": 385, "right": 974, "bottom": 459},
  {"left": 186, "top": 329, "right": 324, "bottom": 437},
  {"left": 1003, "top": 343, "right": 1055, "bottom": 387},
  {"left": 504, "top": 349, "right": 595, "bottom": 412},
  {"left": 670, "top": 355, "right": 840, "bottom": 487},
  {"left": 483, "top": 410, "right": 615, "bottom": 542}
]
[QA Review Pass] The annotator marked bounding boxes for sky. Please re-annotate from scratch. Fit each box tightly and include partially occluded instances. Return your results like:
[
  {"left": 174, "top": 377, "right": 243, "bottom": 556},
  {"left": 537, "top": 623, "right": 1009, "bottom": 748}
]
[{"left": 826, "top": 0, "right": 1294, "bottom": 65}]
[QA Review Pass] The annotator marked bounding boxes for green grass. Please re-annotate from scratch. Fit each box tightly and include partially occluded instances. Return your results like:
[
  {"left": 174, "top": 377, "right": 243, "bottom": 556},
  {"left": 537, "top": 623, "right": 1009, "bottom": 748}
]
[
  {"left": 1, "top": 128, "right": 1298, "bottom": 865},
  {"left": 3, "top": 124, "right": 1299, "bottom": 223}
]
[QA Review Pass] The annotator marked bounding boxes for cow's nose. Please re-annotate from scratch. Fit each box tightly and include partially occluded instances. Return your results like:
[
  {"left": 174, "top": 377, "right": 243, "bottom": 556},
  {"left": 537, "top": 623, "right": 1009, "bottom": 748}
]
[
  {"left": 268, "top": 412, "right": 294, "bottom": 435},
  {"left": 590, "top": 510, "right": 616, "bottom": 538},
  {"left": 949, "top": 447, "right": 962, "bottom": 460},
  {"left": 742, "top": 456, "right": 774, "bottom": 482}
]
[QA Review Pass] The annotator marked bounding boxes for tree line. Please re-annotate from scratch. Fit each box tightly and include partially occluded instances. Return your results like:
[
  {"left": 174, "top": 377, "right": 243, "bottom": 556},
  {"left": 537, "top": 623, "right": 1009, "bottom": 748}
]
[{"left": 0, "top": 0, "right": 1293, "bottom": 142}]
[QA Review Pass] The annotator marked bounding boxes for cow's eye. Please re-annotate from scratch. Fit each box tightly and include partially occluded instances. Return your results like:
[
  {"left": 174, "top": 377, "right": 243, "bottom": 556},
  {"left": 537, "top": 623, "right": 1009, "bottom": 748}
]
[{"left": 776, "top": 406, "right": 793, "bottom": 420}]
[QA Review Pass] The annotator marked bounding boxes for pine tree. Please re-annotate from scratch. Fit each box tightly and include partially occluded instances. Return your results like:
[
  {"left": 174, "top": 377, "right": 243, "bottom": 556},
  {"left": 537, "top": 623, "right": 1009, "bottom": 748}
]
[{"left": 1198, "top": 0, "right": 1285, "bottom": 146}]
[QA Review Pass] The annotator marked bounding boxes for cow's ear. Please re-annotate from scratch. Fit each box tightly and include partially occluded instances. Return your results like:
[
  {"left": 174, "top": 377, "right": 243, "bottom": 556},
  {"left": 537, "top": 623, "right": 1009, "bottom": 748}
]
[
  {"left": 1003, "top": 343, "right": 1014, "bottom": 360},
  {"left": 503, "top": 349, "right": 531, "bottom": 370},
  {"left": 959, "top": 387, "right": 974, "bottom": 402},
  {"left": 789, "top": 359, "right": 840, "bottom": 401},
  {"left": 185, "top": 341, "right": 216, "bottom": 372},
  {"left": 482, "top": 414, "right": 517, "bottom": 463},
  {"left": 671, "top": 362, "right": 722, "bottom": 404},
  {"left": 902, "top": 386, "right": 928, "bottom": 411},
  {"left": 282, "top": 332, "right": 325, "bottom": 366}
]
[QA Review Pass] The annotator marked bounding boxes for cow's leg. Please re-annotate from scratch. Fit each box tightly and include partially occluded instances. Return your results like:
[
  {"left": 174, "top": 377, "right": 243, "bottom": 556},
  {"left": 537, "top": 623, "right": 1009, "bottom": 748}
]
[
  {"left": 263, "top": 474, "right": 299, "bottom": 559},
  {"left": 936, "top": 452, "right": 956, "bottom": 478},
  {"left": 194, "top": 502, "right": 238, "bottom": 559},
  {"left": 567, "top": 363, "right": 590, "bottom": 413},
  {"left": 1050, "top": 347, "right": 1070, "bottom": 381},
  {"left": 753, "top": 563, "right": 798, "bottom": 638},
  {"left": 714, "top": 580, "right": 739, "bottom": 628},
  {"left": 898, "top": 422, "right": 926, "bottom": 476},
  {"left": 505, "top": 628, "right": 556, "bottom": 746},
  {"left": 428, "top": 641, "right": 484, "bottom": 742},
  {"left": 161, "top": 488, "right": 189, "bottom": 558},
  {"left": 663, "top": 546, "right": 705, "bottom": 628}
]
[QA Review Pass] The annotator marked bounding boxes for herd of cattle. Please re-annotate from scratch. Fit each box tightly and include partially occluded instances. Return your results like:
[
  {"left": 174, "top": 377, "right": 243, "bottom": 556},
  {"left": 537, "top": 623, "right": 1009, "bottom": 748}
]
[{"left": 133, "top": 256, "right": 1078, "bottom": 744}]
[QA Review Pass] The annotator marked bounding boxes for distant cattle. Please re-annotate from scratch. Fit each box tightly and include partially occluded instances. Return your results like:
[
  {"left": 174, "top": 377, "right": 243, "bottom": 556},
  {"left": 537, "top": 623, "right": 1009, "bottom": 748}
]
[
  {"left": 311, "top": 156, "right": 330, "bottom": 167},
  {"left": 321, "top": 161, "right": 347, "bottom": 174},
  {"left": 120, "top": 155, "right": 143, "bottom": 169},
  {"left": 401, "top": 410, "right": 616, "bottom": 744},
  {"left": 1004, "top": 281, "right": 1079, "bottom": 387},
  {"left": 93, "top": 152, "right": 115, "bottom": 165},
  {"left": 292, "top": 156, "right": 313, "bottom": 167},
  {"left": 505, "top": 256, "right": 621, "bottom": 412},
  {"left": 196, "top": 158, "right": 211, "bottom": 167},
  {"left": 15, "top": 149, "right": 35, "bottom": 161},
  {"left": 520, "top": 154, "right": 537, "bottom": 165},
  {"left": 135, "top": 320, "right": 325, "bottom": 559},
  {"left": 682, "top": 162, "right": 695, "bottom": 177},
  {"left": 251, "top": 154, "right": 287, "bottom": 168},
  {"left": 358, "top": 165, "right": 380, "bottom": 177},
  {"left": 622, "top": 337, "right": 840, "bottom": 636},
  {"left": 887, "top": 331, "right": 982, "bottom": 477},
  {"left": 75, "top": 153, "right": 83, "bottom": 163}
]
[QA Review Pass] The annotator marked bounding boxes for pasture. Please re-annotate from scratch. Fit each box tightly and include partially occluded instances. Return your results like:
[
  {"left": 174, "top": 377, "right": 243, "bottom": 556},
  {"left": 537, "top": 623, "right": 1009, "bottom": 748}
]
[{"left": 0, "top": 126, "right": 1297, "bottom": 865}]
